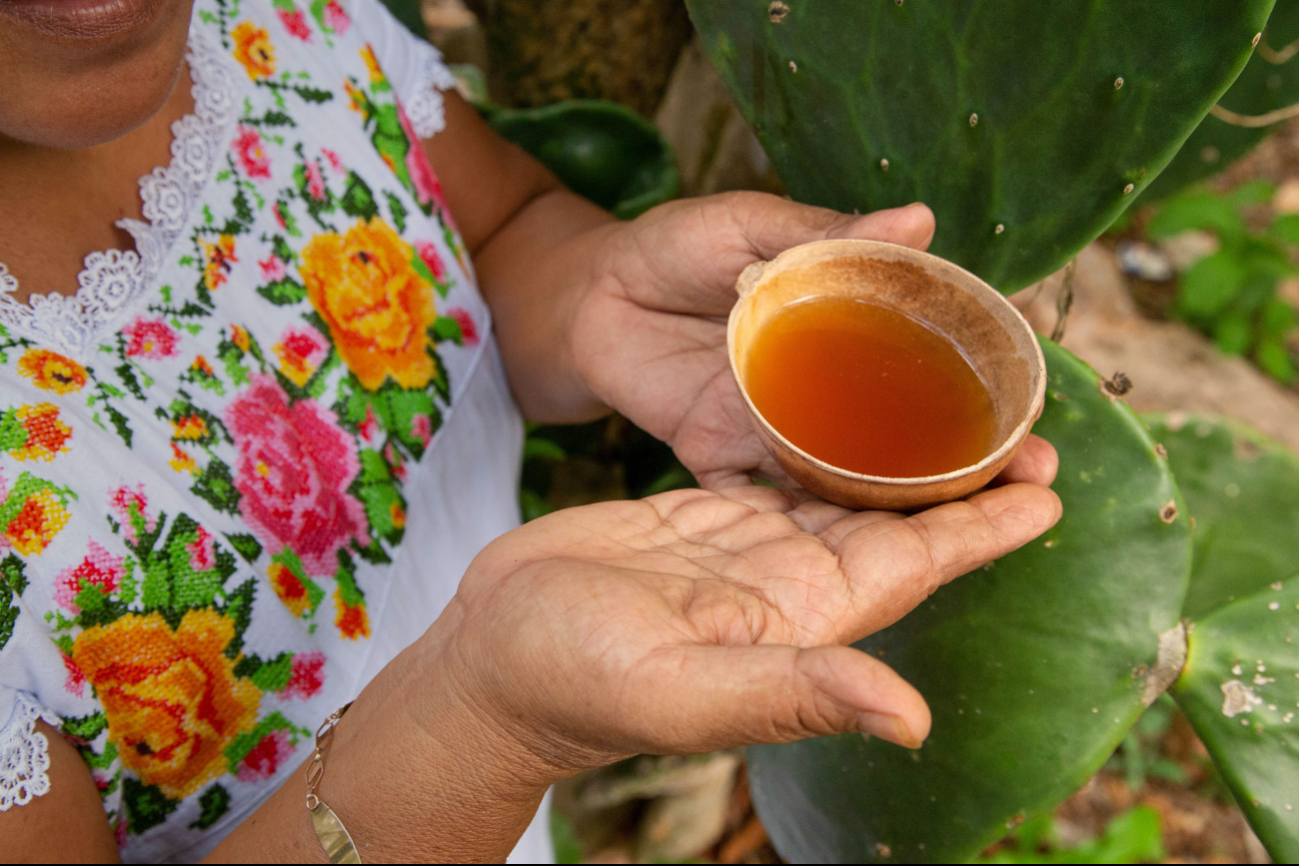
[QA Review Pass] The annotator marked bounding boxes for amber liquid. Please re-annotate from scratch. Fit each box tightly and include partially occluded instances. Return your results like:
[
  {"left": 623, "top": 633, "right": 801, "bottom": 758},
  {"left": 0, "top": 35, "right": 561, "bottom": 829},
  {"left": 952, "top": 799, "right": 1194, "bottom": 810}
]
[{"left": 744, "top": 296, "right": 997, "bottom": 478}]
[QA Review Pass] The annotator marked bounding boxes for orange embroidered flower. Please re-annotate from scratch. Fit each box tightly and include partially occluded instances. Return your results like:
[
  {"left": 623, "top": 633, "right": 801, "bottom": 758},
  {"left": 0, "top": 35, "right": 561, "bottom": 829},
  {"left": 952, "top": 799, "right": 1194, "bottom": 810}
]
[
  {"left": 4, "top": 485, "right": 70, "bottom": 556},
  {"left": 389, "top": 500, "right": 406, "bottom": 530},
  {"left": 300, "top": 218, "right": 437, "bottom": 391},
  {"left": 272, "top": 326, "right": 329, "bottom": 388},
  {"left": 6, "top": 404, "right": 72, "bottom": 462},
  {"left": 192, "top": 355, "right": 216, "bottom": 377},
  {"left": 18, "top": 350, "right": 87, "bottom": 394},
  {"left": 169, "top": 443, "right": 199, "bottom": 475},
  {"left": 232, "top": 22, "right": 276, "bottom": 80},
  {"left": 171, "top": 415, "right": 208, "bottom": 440},
  {"left": 359, "top": 44, "right": 385, "bottom": 85},
  {"left": 71, "top": 610, "right": 261, "bottom": 800},
  {"left": 268, "top": 562, "right": 312, "bottom": 617},
  {"left": 334, "top": 589, "right": 369, "bottom": 640},
  {"left": 201, "top": 235, "right": 237, "bottom": 293},
  {"left": 230, "top": 324, "right": 251, "bottom": 354}
]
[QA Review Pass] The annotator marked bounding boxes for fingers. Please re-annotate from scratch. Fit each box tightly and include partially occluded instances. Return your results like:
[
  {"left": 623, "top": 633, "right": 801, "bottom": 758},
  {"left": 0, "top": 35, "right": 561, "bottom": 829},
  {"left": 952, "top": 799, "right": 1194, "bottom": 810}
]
[
  {"left": 823, "top": 481, "right": 1062, "bottom": 639},
  {"left": 728, "top": 194, "right": 936, "bottom": 263},
  {"left": 826, "top": 202, "right": 936, "bottom": 251},
  {"left": 630, "top": 643, "right": 929, "bottom": 752},
  {"left": 991, "top": 435, "right": 1059, "bottom": 487}
]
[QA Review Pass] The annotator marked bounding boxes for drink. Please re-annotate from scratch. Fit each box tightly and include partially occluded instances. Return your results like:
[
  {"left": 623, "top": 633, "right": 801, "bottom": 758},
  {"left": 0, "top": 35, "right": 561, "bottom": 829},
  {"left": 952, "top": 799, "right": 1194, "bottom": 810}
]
[{"left": 743, "top": 295, "right": 996, "bottom": 478}]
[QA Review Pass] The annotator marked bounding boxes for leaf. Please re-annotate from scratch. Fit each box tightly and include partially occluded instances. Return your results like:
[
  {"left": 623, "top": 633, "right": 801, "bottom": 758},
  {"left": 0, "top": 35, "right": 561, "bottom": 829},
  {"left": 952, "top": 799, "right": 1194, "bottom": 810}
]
[
  {"left": 225, "top": 532, "right": 263, "bottom": 564},
  {"left": 1147, "top": 190, "right": 1246, "bottom": 240},
  {"left": 1177, "top": 250, "right": 1248, "bottom": 319},
  {"left": 1255, "top": 339, "right": 1297, "bottom": 383},
  {"left": 122, "top": 778, "right": 179, "bottom": 834},
  {"left": 747, "top": 341, "right": 1191, "bottom": 863},
  {"left": 189, "top": 784, "right": 231, "bottom": 831},
  {"left": 1213, "top": 311, "right": 1254, "bottom": 355},
  {"left": 256, "top": 278, "right": 308, "bottom": 306}
]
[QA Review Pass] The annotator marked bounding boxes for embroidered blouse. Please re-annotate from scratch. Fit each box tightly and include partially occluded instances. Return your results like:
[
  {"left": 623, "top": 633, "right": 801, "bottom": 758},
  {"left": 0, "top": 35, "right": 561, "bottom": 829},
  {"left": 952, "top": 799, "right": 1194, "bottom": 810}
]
[{"left": 0, "top": 0, "right": 548, "bottom": 860}]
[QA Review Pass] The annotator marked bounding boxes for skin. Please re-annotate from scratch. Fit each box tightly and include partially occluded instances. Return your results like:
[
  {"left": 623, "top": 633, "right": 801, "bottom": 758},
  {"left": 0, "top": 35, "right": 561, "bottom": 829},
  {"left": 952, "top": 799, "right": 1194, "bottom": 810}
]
[{"left": 0, "top": 3, "right": 1064, "bottom": 861}]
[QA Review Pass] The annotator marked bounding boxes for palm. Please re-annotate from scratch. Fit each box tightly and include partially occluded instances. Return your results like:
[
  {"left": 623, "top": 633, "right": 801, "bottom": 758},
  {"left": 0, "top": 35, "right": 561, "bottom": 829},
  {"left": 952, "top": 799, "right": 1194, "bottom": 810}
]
[
  {"left": 451, "top": 480, "right": 1059, "bottom": 768},
  {"left": 572, "top": 193, "right": 937, "bottom": 488}
]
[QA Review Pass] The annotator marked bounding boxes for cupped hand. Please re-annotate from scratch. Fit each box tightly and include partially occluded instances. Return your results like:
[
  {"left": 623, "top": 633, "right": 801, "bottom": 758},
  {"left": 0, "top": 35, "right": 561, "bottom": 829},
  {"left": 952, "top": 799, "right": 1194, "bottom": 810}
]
[
  {"left": 572, "top": 192, "right": 937, "bottom": 489},
  {"left": 433, "top": 438, "right": 1060, "bottom": 782}
]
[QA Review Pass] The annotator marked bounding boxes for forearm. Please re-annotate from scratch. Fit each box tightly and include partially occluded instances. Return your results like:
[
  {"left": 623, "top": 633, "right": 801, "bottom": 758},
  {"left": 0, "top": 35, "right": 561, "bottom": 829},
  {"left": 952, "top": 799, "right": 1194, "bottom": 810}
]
[
  {"left": 472, "top": 187, "right": 621, "bottom": 423},
  {"left": 204, "top": 612, "right": 555, "bottom": 863}
]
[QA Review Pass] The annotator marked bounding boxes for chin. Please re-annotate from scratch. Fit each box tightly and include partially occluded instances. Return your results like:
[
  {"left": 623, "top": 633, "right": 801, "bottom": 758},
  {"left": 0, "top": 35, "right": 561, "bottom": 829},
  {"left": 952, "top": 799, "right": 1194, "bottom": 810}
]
[{"left": 0, "top": 0, "right": 195, "bottom": 148}]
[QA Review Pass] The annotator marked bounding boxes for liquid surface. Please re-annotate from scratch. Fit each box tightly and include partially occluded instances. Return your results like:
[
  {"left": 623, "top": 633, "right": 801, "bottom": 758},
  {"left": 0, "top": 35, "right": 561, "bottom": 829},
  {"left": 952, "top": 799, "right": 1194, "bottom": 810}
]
[{"left": 744, "top": 296, "right": 997, "bottom": 477}]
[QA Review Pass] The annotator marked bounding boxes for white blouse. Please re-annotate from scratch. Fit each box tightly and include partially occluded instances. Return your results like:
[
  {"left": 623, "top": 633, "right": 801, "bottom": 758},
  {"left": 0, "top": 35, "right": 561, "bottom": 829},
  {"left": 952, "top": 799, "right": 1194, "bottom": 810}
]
[{"left": 0, "top": 0, "right": 550, "bottom": 860}]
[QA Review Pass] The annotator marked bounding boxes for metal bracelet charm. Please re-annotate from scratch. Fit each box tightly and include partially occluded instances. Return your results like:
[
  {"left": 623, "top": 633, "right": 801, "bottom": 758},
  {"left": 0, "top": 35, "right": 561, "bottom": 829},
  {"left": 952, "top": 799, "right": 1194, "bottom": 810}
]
[{"left": 305, "top": 702, "right": 361, "bottom": 865}]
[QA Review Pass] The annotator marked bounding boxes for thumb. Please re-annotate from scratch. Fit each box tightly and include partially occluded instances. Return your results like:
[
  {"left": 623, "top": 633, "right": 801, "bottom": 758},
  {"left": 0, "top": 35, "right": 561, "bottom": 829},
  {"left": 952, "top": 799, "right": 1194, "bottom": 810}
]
[
  {"left": 629, "top": 643, "right": 931, "bottom": 752},
  {"left": 826, "top": 201, "right": 936, "bottom": 251}
]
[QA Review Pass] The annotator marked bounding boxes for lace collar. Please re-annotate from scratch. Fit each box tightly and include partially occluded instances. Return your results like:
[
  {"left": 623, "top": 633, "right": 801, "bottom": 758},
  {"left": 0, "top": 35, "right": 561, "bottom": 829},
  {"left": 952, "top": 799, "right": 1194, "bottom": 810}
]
[{"left": 0, "top": 27, "right": 243, "bottom": 361}]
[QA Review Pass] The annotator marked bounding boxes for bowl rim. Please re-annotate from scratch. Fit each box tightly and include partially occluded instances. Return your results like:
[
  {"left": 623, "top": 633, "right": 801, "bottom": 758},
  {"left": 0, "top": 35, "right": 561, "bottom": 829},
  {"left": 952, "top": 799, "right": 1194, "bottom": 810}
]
[{"left": 727, "top": 238, "right": 1048, "bottom": 487}]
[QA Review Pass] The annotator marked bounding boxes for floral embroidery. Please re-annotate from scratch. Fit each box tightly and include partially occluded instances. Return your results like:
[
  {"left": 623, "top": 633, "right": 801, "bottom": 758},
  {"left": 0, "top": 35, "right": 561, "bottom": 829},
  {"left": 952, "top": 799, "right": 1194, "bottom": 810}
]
[
  {"left": 300, "top": 217, "right": 438, "bottom": 390},
  {"left": 234, "top": 127, "right": 273, "bottom": 181},
  {"left": 53, "top": 541, "right": 126, "bottom": 614},
  {"left": 280, "top": 651, "right": 325, "bottom": 699},
  {"left": 273, "top": 2, "right": 313, "bottom": 42},
  {"left": 0, "top": 403, "right": 73, "bottom": 462},
  {"left": 201, "top": 235, "right": 238, "bottom": 294},
  {"left": 321, "top": 0, "right": 351, "bottom": 35},
  {"left": 122, "top": 317, "right": 180, "bottom": 360},
  {"left": 225, "top": 374, "right": 367, "bottom": 576},
  {"left": 0, "top": 473, "right": 72, "bottom": 556},
  {"left": 232, "top": 22, "right": 277, "bottom": 80},
  {"left": 448, "top": 307, "right": 479, "bottom": 348},
  {"left": 18, "top": 349, "right": 87, "bottom": 394},
  {"left": 272, "top": 326, "right": 329, "bottom": 386}
]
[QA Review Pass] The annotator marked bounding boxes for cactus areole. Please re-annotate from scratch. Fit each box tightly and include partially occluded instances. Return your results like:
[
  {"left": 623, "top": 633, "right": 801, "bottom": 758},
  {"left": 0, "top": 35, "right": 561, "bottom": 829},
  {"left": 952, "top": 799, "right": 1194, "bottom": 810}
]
[{"left": 684, "top": 0, "right": 1276, "bottom": 291}]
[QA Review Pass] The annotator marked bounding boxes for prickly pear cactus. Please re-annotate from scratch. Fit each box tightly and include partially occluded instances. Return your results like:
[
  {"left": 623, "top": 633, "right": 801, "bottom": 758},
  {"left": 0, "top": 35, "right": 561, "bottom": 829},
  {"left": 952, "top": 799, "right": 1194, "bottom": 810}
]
[
  {"left": 746, "top": 342, "right": 1192, "bottom": 863},
  {"left": 1147, "top": 415, "right": 1299, "bottom": 861},
  {"left": 683, "top": 0, "right": 1274, "bottom": 292},
  {"left": 1143, "top": 1, "right": 1299, "bottom": 202}
]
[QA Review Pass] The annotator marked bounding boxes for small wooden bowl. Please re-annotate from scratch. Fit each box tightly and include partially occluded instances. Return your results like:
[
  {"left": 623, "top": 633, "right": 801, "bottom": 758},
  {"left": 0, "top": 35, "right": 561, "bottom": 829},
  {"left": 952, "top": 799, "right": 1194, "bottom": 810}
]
[{"left": 728, "top": 239, "right": 1046, "bottom": 512}]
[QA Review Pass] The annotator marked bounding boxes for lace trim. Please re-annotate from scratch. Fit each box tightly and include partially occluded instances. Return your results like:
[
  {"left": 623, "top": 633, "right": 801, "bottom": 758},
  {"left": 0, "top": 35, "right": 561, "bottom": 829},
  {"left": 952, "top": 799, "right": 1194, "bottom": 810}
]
[
  {"left": 404, "top": 42, "right": 458, "bottom": 139},
  {"left": 0, "top": 693, "right": 62, "bottom": 811},
  {"left": 0, "top": 28, "right": 240, "bottom": 361}
]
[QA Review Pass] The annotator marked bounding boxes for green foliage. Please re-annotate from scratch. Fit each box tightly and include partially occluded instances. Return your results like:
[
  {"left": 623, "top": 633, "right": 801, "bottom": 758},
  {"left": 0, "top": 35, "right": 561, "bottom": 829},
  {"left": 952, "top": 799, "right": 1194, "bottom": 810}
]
[
  {"left": 1105, "top": 695, "right": 1190, "bottom": 790},
  {"left": 1146, "top": 184, "right": 1299, "bottom": 383},
  {"left": 746, "top": 341, "right": 1191, "bottom": 863},
  {"left": 978, "top": 807, "right": 1166, "bottom": 865},
  {"left": 488, "top": 101, "right": 679, "bottom": 219},
  {"left": 685, "top": 0, "right": 1273, "bottom": 292},
  {"left": 1142, "top": 1, "right": 1299, "bottom": 202}
]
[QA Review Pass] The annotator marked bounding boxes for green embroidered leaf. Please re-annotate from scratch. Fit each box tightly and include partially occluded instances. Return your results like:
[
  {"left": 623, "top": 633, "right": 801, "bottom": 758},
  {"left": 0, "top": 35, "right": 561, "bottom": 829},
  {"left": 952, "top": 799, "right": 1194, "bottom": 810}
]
[
  {"left": 221, "top": 578, "right": 257, "bottom": 661},
  {"left": 358, "top": 449, "right": 391, "bottom": 484},
  {"left": 0, "top": 584, "right": 17, "bottom": 654},
  {"left": 1, "top": 554, "right": 28, "bottom": 595},
  {"left": 0, "top": 410, "right": 29, "bottom": 453},
  {"left": 340, "top": 172, "right": 378, "bottom": 220},
  {"left": 62, "top": 712, "right": 108, "bottom": 741},
  {"left": 385, "top": 389, "right": 439, "bottom": 455},
  {"left": 80, "top": 740, "right": 118, "bottom": 771},
  {"left": 223, "top": 711, "right": 302, "bottom": 771},
  {"left": 123, "top": 778, "right": 179, "bottom": 834},
  {"left": 249, "top": 653, "right": 294, "bottom": 693},
  {"left": 385, "top": 192, "right": 408, "bottom": 233},
  {"left": 334, "top": 553, "right": 367, "bottom": 607},
  {"left": 357, "top": 481, "right": 405, "bottom": 542},
  {"left": 432, "top": 314, "right": 464, "bottom": 346},
  {"left": 256, "top": 277, "right": 307, "bottom": 306},
  {"left": 191, "top": 459, "right": 241, "bottom": 516},
  {"left": 189, "top": 784, "right": 232, "bottom": 831},
  {"left": 225, "top": 533, "right": 263, "bottom": 564},
  {"left": 410, "top": 249, "right": 436, "bottom": 286}
]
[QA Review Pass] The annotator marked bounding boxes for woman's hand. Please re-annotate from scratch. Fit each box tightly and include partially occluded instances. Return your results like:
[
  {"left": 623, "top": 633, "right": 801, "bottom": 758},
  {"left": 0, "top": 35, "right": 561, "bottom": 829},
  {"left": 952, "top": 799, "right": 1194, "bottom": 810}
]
[
  {"left": 571, "top": 194, "right": 937, "bottom": 488},
  {"left": 426, "top": 437, "right": 1059, "bottom": 783}
]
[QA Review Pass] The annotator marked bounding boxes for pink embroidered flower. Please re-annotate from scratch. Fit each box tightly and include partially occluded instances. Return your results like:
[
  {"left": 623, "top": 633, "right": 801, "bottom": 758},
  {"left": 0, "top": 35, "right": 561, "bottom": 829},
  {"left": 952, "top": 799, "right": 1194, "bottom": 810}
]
[
  {"left": 225, "top": 375, "right": 367, "bottom": 576},
  {"left": 272, "top": 326, "right": 330, "bottom": 388},
  {"left": 280, "top": 651, "right": 326, "bottom": 700},
  {"left": 448, "top": 307, "right": 479, "bottom": 347},
  {"left": 357, "top": 404, "right": 380, "bottom": 446},
  {"left": 53, "top": 541, "right": 125, "bottom": 613},
  {"left": 304, "top": 159, "right": 326, "bottom": 200},
  {"left": 323, "top": 0, "right": 350, "bottom": 34},
  {"left": 122, "top": 317, "right": 179, "bottom": 360},
  {"left": 259, "top": 255, "right": 287, "bottom": 282},
  {"left": 108, "top": 485, "right": 155, "bottom": 544},
  {"left": 414, "top": 241, "right": 446, "bottom": 282},
  {"left": 397, "top": 102, "right": 451, "bottom": 217},
  {"left": 63, "top": 654, "right": 86, "bottom": 698},
  {"left": 322, "top": 148, "right": 345, "bottom": 174},
  {"left": 186, "top": 525, "right": 217, "bottom": 572},
  {"left": 410, "top": 414, "right": 433, "bottom": 447},
  {"left": 236, "top": 728, "right": 295, "bottom": 782},
  {"left": 276, "top": 6, "right": 312, "bottom": 41},
  {"left": 234, "top": 126, "right": 272, "bottom": 181}
]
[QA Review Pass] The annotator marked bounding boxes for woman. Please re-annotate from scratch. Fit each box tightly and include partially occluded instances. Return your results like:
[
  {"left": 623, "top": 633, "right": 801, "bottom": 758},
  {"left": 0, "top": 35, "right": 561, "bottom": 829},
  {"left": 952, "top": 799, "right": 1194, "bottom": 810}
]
[{"left": 0, "top": 0, "right": 1062, "bottom": 860}]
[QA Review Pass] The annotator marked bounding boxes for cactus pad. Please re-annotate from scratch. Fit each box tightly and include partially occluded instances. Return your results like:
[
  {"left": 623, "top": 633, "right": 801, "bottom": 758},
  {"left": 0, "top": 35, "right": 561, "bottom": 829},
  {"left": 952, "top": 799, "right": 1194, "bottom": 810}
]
[
  {"left": 684, "top": 0, "right": 1274, "bottom": 291},
  {"left": 746, "top": 341, "right": 1191, "bottom": 863}
]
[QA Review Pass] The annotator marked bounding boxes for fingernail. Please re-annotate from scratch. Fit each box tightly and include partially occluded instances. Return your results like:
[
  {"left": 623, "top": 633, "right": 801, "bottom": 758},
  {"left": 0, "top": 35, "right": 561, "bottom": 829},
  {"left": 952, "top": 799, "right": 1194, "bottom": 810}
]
[{"left": 858, "top": 711, "right": 921, "bottom": 747}]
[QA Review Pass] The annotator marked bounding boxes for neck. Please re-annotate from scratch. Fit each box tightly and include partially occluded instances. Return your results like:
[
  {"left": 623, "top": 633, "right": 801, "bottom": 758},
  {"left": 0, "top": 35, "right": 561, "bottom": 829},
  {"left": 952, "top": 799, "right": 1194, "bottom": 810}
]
[{"left": 0, "top": 63, "right": 195, "bottom": 304}]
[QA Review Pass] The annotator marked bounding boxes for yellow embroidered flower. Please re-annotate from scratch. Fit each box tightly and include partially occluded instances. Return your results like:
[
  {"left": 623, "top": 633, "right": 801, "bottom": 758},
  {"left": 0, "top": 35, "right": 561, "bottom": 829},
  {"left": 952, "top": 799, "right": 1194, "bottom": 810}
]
[
  {"left": 299, "top": 218, "right": 437, "bottom": 391},
  {"left": 334, "top": 588, "right": 370, "bottom": 641},
  {"left": 9, "top": 404, "right": 72, "bottom": 462},
  {"left": 268, "top": 562, "right": 312, "bottom": 618},
  {"left": 71, "top": 610, "right": 261, "bottom": 800},
  {"left": 201, "top": 235, "right": 237, "bottom": 293},
  {"left": 192, "top": 356, "right": 216, "bottom": 377},
  {"left": 389, "top": 500, "right": 406, "bottom": 530},
  {"left": 4, "top": 486, "right": 70, "bottom": 556},
  {"left": 169, "top": 444, "right": 199, "bottom": 475},
  {"left": 230, "top": 324, "right": 251, "bottom": 354},
  {"left": 18, "top": 349, "right": 87, "bottom": 394},
  {"left": 171, "top": 415, "right": 209, "bottom": 440},
  {"left": 232, "top": 22, "right": 276, "bottom": 80},
  {"left": 360, "top": 44, "right": 385, "bottom": 85}
]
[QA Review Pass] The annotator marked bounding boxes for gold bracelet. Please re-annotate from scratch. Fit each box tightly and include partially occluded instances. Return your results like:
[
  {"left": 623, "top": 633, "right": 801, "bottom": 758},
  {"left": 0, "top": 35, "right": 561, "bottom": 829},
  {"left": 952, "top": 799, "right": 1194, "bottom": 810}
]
[{"left": 305, "top": 702, "right": 361, "bottom": 864}]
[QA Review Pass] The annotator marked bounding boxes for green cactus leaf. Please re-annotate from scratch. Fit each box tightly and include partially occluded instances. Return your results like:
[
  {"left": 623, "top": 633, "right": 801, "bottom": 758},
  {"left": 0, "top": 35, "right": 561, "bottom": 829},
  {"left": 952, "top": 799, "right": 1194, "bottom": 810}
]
[
  {"left": 684, "top": 0, "right": 1274, "bottom": 292},
  {"left": 1146, "top": 415, "right": 1299, "bottom": 620},
  {"left": 1172, "top": 578, "right": 1299, "bottom": 862},
  {"left": 1141, "top": 1, "right": 1299, "bottom": 203},
  {"left": 746, "top": 340, "right": 1191, "bottom": 863},
  {"left": 488, "top": 100, "right": 679, "bottom": 220}
]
